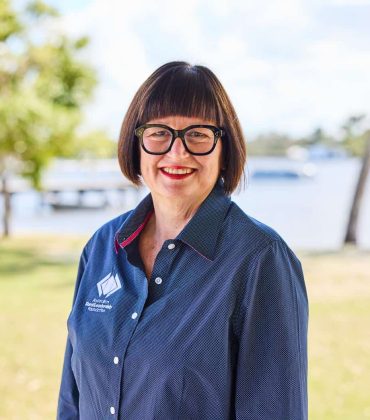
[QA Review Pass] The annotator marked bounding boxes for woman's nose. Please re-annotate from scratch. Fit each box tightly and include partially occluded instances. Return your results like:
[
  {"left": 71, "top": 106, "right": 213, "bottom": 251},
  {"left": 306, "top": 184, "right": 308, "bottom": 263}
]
[{"left": 167, "top": 135, "right": 190, "bottom": 157}]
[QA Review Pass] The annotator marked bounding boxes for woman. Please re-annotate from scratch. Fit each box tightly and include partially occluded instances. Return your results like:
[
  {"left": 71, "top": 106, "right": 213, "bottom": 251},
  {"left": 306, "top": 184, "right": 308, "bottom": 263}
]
[{"left": 57, "top": 61, "right": 308, "bottom": 420}]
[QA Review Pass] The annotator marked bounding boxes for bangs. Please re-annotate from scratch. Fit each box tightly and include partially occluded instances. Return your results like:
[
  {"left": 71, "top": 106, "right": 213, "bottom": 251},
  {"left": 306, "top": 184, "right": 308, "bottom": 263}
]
[{"left": 138, "top": 66, "right": 223, "bottom": 125}]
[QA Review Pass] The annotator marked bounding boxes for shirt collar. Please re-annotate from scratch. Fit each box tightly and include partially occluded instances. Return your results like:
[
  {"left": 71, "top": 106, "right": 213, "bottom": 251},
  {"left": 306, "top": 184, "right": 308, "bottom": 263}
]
[{"left": 115, "top": 178, "right": 231, "bottom": 261}]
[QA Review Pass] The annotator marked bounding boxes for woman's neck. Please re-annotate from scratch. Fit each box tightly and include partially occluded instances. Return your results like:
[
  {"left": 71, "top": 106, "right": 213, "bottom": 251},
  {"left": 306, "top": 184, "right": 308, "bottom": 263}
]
[{"left": 148, "top": 194, "right": 203, "bottom": 242}]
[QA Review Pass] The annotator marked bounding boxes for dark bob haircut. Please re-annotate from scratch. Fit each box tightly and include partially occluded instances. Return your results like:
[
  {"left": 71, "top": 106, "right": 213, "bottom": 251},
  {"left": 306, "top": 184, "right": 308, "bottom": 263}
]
[{"left": 117, "top": 61, "right": 247, "bottom": 195}]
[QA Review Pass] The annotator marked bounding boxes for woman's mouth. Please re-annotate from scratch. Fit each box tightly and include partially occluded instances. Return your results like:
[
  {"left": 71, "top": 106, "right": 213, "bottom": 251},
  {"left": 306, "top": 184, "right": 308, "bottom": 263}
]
[{"left": 159, "top": 167, "right": 196, "bottom": 180}]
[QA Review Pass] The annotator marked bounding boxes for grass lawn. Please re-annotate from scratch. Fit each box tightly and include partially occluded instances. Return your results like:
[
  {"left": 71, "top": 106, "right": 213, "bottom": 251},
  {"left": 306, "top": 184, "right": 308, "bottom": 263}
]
[{"left": 0, "top": 235, "right": 369, "bottom": 419}]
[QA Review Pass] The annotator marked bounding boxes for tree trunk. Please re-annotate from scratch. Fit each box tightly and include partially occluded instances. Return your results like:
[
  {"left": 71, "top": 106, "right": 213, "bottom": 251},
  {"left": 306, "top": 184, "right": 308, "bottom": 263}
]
[
  {"left": 1, "top": 172, "right": 11, "bottom": 238},
  {"left": 344, "top": 132, "right": 370, "bottom": 245}
]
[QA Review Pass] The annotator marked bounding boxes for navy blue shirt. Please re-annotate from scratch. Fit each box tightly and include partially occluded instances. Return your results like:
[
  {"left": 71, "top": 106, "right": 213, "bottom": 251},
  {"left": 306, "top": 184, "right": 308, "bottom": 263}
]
[{"left": 57, "top": 179, "right": 308, "bottom": 420}]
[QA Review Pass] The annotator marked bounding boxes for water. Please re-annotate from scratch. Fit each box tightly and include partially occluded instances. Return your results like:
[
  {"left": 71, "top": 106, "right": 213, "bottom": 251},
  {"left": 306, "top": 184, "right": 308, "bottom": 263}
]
[
  {"left": 235, "top": 157, "right": 370, "bottom": 250},
  {"left": 2, "top": 157, "right": 369, "bottom": 251}
]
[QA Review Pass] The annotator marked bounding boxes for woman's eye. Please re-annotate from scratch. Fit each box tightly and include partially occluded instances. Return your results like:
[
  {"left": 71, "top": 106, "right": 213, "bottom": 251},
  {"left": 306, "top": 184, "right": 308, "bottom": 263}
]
[
  {"left": 151, "top": 131, "right": 167, "bottom": 137},
  {"left": 188, "top": 131, "right": 205, "bottom": 137}
]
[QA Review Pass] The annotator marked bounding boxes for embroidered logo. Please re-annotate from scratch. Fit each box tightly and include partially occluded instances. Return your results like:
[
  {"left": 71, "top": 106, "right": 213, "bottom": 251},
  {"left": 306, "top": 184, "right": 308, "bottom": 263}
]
[
  {"left": 97, "top": 273, "right": 122, "bottom": 298},
  {"left": 84, "top": 273, "right": 121, "bottom": 313}
]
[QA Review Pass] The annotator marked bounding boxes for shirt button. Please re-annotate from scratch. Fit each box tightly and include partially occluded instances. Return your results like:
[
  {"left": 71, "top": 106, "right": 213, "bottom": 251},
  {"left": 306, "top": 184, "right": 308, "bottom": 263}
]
[
  {"left": 131, "top": 312, "right": 138, "bottom": 319},
  {"left": 110, "top": 406, "right": 115, "bottom": 415},
  {"left": 154, "top": 277, "right": 162, "bottom": 284},
  {"left": 167, "top": 243, "right": 175, "bottom": 250},
  {"left": 113, "top": 356, "right": 119, "bottom": 364}
]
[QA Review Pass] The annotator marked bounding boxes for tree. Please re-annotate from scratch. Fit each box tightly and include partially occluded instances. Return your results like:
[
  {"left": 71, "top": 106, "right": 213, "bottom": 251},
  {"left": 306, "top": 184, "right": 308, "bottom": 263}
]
[
  {"left": 299, "top": 127, "right": 338, "bottom": 148},
  {"left": 341, "top": 114, "right": 367, "bottom": 156},
  {"left": 248, "top": 132, "right": 295, "bottom": 156},
  {"left": 0, "top": 0, "right": 98, "bottom": 237},
  {"left": 344, "top": 132, "right": 370, "bottom": 246},
  {"left": 342, "top": 115, "right": 370, "bottom": 246}
]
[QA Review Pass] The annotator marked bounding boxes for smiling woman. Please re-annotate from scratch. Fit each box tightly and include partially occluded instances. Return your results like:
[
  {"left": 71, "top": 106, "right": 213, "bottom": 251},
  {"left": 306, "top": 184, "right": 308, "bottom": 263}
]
[
  {"left": 57, "top": 61, "right": 309, "bottom": 420},
  {"left": 138, "top": 115, "right": 224, "bottom": 204}
]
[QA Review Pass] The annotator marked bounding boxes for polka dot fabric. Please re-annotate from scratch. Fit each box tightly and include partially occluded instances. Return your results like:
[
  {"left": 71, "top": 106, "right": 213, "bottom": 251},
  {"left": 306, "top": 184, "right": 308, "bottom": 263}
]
[{"left": 57, "top": 179, "right": 308, "bottom": 419}]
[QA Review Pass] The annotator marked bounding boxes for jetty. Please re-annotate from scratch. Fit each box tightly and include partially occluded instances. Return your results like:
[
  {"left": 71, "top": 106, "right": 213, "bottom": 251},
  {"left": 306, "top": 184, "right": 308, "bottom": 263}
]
[{"left": 1, "top": 159, "right": 139, "bottom": 210}]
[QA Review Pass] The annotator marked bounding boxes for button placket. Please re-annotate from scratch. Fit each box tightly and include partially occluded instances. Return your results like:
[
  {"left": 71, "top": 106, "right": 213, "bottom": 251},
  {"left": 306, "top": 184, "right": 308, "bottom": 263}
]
[
  {"left": 146, "top": 240, "right": 179, "bottom": 303},
  {"left": 152, "top": 241, "right": 174, "bottom": 286},
  {"left": 105, "top": 268, "right": 147, "bottom": 420}
]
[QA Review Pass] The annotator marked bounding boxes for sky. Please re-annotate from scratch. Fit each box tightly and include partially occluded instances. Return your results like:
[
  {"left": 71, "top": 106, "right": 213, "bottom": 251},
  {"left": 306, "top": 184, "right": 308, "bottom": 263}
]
[{"left": 22, "top": 0, "right": 370, "bottom": 140}]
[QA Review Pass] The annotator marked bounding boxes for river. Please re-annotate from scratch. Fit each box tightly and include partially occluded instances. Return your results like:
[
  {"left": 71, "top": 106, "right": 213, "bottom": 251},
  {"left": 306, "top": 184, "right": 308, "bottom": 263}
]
[{"left": 2, "top": 157, "right": 369, "bottom": 251}]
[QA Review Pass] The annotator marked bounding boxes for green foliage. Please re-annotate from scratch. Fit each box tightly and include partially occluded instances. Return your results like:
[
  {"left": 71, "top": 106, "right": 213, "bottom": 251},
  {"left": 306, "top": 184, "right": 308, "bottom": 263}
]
[
  {"left": 72, "top": 130, "right": 117, "bottom": 159},
  {"left": 247, "top": 132, "right": 295, "bottom": 156},
  {"left": 343, "top": 132, "right": 368, "bottom": 157},
  {"left": 29, "top": 37, "right": 97, "bottom": 109},
  {"left": 0, "top": 0, "right": 23, "bottom": 41},
  {"left": 25, "top": 0, "right": 59, "bottom": 17},
  {"left": 300, "top": 127, "right": 338, "bottom": 147},
  {"left": 0, "top": 0, "right": 100, "bottom": 189},
  {"left": 0, "top": 90, "right": 80, "bottom": 188},
  {"left": 341, "top": 114, "right": 368, "bottom": 157},
  {"left": 247, "top": 120, "right": 368, "bottom": 157}
]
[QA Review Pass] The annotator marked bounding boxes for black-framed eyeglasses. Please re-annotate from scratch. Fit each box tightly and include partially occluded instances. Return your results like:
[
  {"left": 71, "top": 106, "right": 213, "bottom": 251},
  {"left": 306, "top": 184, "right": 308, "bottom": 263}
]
[{"left": 134, "top": 124, "right": 225, "bottom": 155}]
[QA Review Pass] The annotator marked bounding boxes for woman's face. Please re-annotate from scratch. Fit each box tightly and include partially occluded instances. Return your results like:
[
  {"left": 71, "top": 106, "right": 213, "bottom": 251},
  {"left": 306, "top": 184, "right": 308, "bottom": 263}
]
[{"left": 139, "top": 115, "right": 223, "bottom": 202}]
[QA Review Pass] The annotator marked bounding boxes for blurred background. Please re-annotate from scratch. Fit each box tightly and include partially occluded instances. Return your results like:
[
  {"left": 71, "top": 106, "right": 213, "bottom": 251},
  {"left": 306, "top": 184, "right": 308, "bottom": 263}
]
[{"left": 0, "top": 0, "right": 369, "bottom": 418}]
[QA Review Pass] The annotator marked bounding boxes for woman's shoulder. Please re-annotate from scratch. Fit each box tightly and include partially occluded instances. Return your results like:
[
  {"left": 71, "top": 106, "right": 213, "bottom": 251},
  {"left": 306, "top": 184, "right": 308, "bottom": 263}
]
[
  {"left": 226, "top": 203, "right": 305, "bottom": 292},
  {"left": 226, "top": 201, "right": 296, "bottom": 258},
  {"left": 227, "top": 201, "right": 281, "bottom": 239}
]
